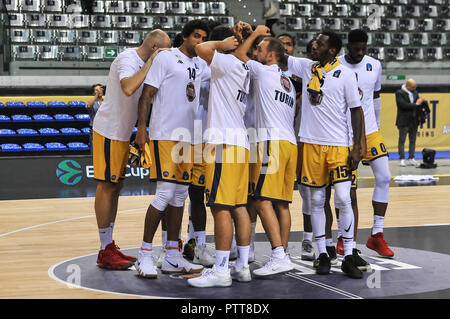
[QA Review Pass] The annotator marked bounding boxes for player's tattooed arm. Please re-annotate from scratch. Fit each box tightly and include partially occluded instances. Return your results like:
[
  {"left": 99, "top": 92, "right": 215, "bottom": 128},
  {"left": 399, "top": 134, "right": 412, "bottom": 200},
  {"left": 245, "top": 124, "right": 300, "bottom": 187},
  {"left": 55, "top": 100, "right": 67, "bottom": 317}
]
[
  {"left": 195, "top": 36, "right": 239, "bottom": 64},
  {"left": 135, "top": 84, "right": 158, "bottom": 151}
]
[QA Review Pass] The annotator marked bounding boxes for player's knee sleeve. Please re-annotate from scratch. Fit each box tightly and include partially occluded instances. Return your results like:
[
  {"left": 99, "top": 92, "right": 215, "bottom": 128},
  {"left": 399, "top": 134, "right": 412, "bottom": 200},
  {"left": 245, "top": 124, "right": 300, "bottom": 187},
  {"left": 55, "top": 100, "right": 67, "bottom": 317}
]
[
  {"left": 152, "top": 181, "right": 177, "bottom": 212},
  {"left": 299, "top": 184, "right": 311, "bottom": 215},
  {"left": 333, "top": 181, "right": 352, "bottom": 210},
  {"left": 188, "top": 184, "right": 204, "bottom": 203},
  {"left": 371, "top": 156, "right": 391, "bottom": 203},
  {"left": 168, "top": 184, "right": 189, "bottom": 207},
  {"left": 310, "top": 188, "right": 326, "bottom": 214}
]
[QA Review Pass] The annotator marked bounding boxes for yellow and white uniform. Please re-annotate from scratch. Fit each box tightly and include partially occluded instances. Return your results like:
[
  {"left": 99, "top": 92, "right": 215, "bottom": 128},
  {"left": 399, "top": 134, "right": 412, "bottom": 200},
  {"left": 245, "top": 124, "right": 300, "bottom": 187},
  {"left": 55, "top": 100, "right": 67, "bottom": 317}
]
[
  {"left": 93, "top": 48, "right": 145, "bottom": 183},
  {"left": 247, "top": 60, "right": 297, "bottom": 202},
  {"left": 288, "top": 56, "right": 361, "bottom": 187},
  {"left": 204, "top": 51, "right": 250, "bottom": 208},
  {"left": 145, "top": 48, "right": 205, "bottom": 184}
]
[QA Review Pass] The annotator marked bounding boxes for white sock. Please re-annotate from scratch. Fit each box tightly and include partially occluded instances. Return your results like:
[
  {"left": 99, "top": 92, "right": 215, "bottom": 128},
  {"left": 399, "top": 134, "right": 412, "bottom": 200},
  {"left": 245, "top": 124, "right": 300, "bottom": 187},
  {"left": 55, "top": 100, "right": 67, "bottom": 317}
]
[
  {"left": 187, "top": 220, "right": 194, "bottom": 241},
  {"left": 99, "top": 227, "right": 113, "bottom": 250},
  {"left": 372, "top": 215, "right": 385, "bottom": 235},
  {"left": 141, "top": 241, "right": 153, "bottom": 253},
  {"left": 315, "top": 236, "right": 327, "bottom": 255},
  {"left": 162, "top": 230, "right": 167, "bottom": 247},
  {"left": 353, "top": 241, "right": 357, "bottom": 250},
  {"left": 215, "top": 250, "right": 230, "bottom": 273},
  {"left": 236, "top": 245, "right": 250, "bottom": 268},
  {"left": 326, "top": 238, "right": 333, "bottom": 247},
  {"left": 303, "top": 231, "right": 313, "bottom": 242},
  {"left": 166, "top": 240, "right": 179, "bottom": 257},
  {"left": 337, "top": 218, "right": 342, "bottom": 238},
  {"left": 194, "top": 231, "right": 206, "bottom": 246},
  {"left": 272, "top": 246, "right": 286, "bottom": 260}
]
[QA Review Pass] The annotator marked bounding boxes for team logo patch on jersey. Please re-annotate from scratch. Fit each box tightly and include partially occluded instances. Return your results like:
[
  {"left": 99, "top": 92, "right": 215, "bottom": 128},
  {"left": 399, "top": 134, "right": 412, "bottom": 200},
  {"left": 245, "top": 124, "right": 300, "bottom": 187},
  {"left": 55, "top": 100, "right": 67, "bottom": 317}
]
[
  {"left": 198, "top": 175, "right": 205, "bottom": 185},
  {"left": 333, "top": 70, "right": 341, "bottom": 78},
  {"left": 183, "top": 171, "right": 189, "bottom": 180},
  {"left": 186, "top": 82, "right": 196, "bottom": 102},
  {"left": 280, "top": 74, "right": 292, "bottom": 92},
  {"left": 302, "top": 176, "right": 308, "bottom": 183},
  {"left": 308, "top": 91, "right": 323, "bottom": 106},
  {"left": 163, "top": 171, "right": 169, "bottom": 178},
  {"left": 366, "top": 63, "right": 373, "bottom": 71},
  {"left": 358, "top": 87, "right": 364, "bottom": 100}
]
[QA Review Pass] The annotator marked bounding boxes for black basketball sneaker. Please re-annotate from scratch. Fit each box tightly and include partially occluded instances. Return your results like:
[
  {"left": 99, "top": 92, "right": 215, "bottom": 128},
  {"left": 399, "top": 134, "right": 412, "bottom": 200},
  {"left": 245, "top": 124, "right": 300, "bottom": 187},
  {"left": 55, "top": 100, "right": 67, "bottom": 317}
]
[
  {"left": 341, "top": 255, "right": 363, "bottom": 279},
  {"left": 353, "top": 248, "right": 371, "bottom": 271},
  {"left": 316, "top": 253, "right": 331, "bottom": 275}
]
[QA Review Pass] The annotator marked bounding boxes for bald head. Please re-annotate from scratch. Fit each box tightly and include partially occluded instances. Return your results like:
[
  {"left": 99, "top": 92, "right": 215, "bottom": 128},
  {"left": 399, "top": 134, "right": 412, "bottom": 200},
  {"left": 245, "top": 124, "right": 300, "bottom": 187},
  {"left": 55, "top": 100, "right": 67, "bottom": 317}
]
[
  {"left": 143, "top": 29, "right": 171, "bottom": 49},
  {"left": 405, "top": 78, "right": 417, "bottom": 92}
]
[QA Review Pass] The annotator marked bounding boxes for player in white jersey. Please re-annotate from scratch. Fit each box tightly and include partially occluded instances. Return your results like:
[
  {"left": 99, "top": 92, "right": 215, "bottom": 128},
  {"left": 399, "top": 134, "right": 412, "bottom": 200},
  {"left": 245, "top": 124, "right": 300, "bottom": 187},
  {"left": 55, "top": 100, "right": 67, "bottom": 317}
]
[
  {"left": 188, "top": 24, "right": 271, "bottom": 288},
  {"left": 92, "top": 30, "right": 171, "bottom": 270},
  {"left": 329, "top": 29, "right": 393, "bottom": 259},
  {"left": 134, "top": 20, "right": 210, "bottom": 279},
  {"left": 235, "top": 33, "right": 297, "bottom": 277},
  {"left": 288, "top": 32, "right": 365, "bottom": 279}
]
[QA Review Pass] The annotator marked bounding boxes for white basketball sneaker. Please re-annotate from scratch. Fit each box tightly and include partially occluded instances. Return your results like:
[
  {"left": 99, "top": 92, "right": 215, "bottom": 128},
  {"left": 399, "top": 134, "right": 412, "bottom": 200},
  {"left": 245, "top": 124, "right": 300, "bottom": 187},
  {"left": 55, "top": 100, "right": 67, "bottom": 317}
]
[
  {"left": 161, "top": 251, "right": 204, "bottom": 274},
  {"left": 187, "top": 266, "right": 232, "bottom": 288},
  {"left": 230, "top": 264, "right": 252, "bottom": 282},
  {"left": 301, "top": 239, "right": 316, "bottom": 261},
  {"left": 400, "top": 159, "right": 406, "bottom": 167},
  {"left": 135, "top": 249, "right": 158, "bottom": 279},
  {"left": 253, "top": 255, "right": 293, "bottom": 276},
  {"left": 193, "top": 243, "right": 215, "bottom": 267}
]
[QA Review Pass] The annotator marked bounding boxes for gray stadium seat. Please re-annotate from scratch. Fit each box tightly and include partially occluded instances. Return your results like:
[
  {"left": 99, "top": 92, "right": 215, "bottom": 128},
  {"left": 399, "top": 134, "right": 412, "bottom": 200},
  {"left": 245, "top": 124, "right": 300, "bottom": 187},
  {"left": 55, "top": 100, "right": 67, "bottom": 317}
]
[
  {"left": 149, "top": 1, "right": 167, "bottom": 14},
  {"left": 47, "top": 14, "right": 68, "bottom": 28},
  {"left": 444, "top": 48, "right": 450, "bottom": 59},
  {"left": 279, "top": 3, "right": 294, "bottom": 16},
  {"left": 112, "top": 15, "right": 133, "bottom": 29},
  {"left": 168, "top": 1, "right": 187, "bottom": 14},
  {"left": 12, "top": 45, "right": 36, "bottom": 60},
  {"left": 392, "top": 33, "right": 410, "bottom": 46},
  {"left": 286, "top": 17, "right": 304, "bottom": 31},
  {"left": 406, "top": 48, "right": 424, "bottom": 61},
  {"left": 295, "top": 4, "right": 313, "bottom": 17},
  {"left": 425, "top": 47, "right": 443, "bottom": 60},
  {"left": 367, "top": 47, "right": 384, "bottom": 61},
  {"left": 26, "top": 13, "right": 47, "bottom": 27},
  {"left": 217, "top": 16, "right": 234, "bottom": 28},
  {"left": 361, "top": 0, "right": 376, "bottom": 3},
  {"left": 411, "top": 33, "right": 429, "bottom": 46},
  {"left": 32, "top": 29, "right": 53, "bottom": 43},
  {"left": 43, "top": 0, "right": 63, "bottom": 12},
  {"left": 353, "top": 5, "right": 367, "bottom": 17},
  {"left": 78, "top": 30, "right": 98, "bottom": 45},
  {"left": 374, "top": 32, "right": 391, "bottom": 46},
  {"left": 69, "top": 14, "right": 90, "bottom": 29},
  {"left": 296, "top": 32, "right": 316, "bottom": 46},
  {"left": 427, "top": 5, "right": 439, "bottom": 18},
  {"left": 92, "top": 0, "right": 105, "bottom": 13},
  {"left": 85, "top": 46, "right": 105, "bottom": 61},
  {"left": 188, "top": 2, "right": 207, "bottom": 15},
  {"left": 126, "top": 1, "right": 147, "bottom": 14},
  {"left": 430, "top": 33, "right": 447, "bottom": 46},
  {"left": 4, "top": 0, "right": 20, "bottom": 12},
  {"left": 343, "top": 18, "right": 360, "bottom": 30},
  {"left": 337, "top": 32, "right": 348, "bottom": 44},
  {"left": 9, "top": 29, "right": 30, "bottom": 43},
  {"left": 399, "top": 19, "right": 417, "bottom": 31},
  {"left": 22, "top": 0, "right": 41, "bottom": 12},
  {"left": 175, "top": 16, "right": 195, "bottom": 29},
  {"left": 208, "top": 2, "right": 226, "bottom": 15},
  {"left": 92, "top": 15, "right": 112, "bottom": 29},
  {"left": 398, "top": 0, "right": 408, "bottom": 4},
  {"left": 54, "top": 29, "right": 76, "bottom": 44},
  {"left": 154, "top": 16, "right": 175, "bottom": 29},
  {"left": 59, "top": 46, "right": 83, "bottom": 60},
  {"left": 418, "top": 19, "right": 434, "bottom": 31},
  {"left": 389, "top": 5, "right": 404, "bottom": 18},
  {"left": 436, "top": 19, "right": 450, "bottom": 31},
  {"left": 316, "top": 4, "right": 332, "bottom": 17},
  {"left": 100, "top": 30, "right": 119, "bottom": 45},
  {"left": 8, "top": 13, "right": 26, "bottom": 27},
  {"left": 122, "top": 31, "right": 142, "bottom": 45},
  {"left": 381, "top": 18, "right": 398, "bottom": 31},
  {"left": 134, "top": 16, "right": 154, "bottom": 29},
  {"left": 37, "top": 45, "right": 59, "bottom": 60},
  {"left": 406, "top": 5, "right": 422, "bottom": 18},
  {"left": 334, "top": 4, "right": 349, "bottom": 17},
  {"left": 305, "top": 18, "right": 322, "bottom": 31},
  {"left": 105, "top": 0, "right": 126, "bottom": 14}
]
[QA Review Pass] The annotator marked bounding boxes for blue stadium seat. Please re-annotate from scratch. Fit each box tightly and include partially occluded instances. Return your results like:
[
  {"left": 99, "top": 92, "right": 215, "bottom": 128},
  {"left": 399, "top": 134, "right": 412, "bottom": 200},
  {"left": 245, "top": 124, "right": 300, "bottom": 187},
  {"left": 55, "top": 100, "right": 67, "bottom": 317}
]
[
  {"left": 67, "top": 142, "right": 89, "bottom": 151},
  {"left": 60, "top": 127, "right": 82, "bottom": 135},
  {"left": 0, "top": 129, "right": 16, "bottom": 136},
  {"left": 12, "top": 114, "right": 32, "bottom": 122},
  {"left": 6, "top": 101, "right": 26, "bottom": 108},
  {"left": 48, "top": 101, "right": 67, "bottom": 108},
  {"left": 27, "top": 101, "right": 47, "bottom": 108},
  {"left": 1, "top": 144, "right": 22, "bottom": 152},
  {"left": 74, "top": 114, "right": 90, "bottom": 121},
  {"left": 17, "top": 128, "right": 38, "bottom": 136},
  {"left": 69, "top": 101, "right": 87, "bottom": 108},
  {"left": 33, "top": 114, "right": 54, "bottom": 122},
  {"left": 81, "top": 127, "right": 91, "bottom": 135},
  {"left": 54, "top": 114, "right": 74, "bottom": 121},
  {"left": 39, "top": 128, "right": 60, "bottom": 136},
  {"left": 23, "top": 143, "right": 45, "bottom": 152},
  {"left": 45, "top": 142, "right": 67, "bottom": 151},
  {"left": 0, "top": 115, "right": 11, "bottom": 122}
]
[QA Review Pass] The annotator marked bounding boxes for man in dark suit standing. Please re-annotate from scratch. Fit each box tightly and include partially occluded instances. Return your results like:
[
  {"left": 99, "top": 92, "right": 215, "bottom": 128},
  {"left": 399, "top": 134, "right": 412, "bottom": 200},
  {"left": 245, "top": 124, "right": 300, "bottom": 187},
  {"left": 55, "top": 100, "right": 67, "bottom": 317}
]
[{"left": 395, "top": 78, "right": 425, "bottom": 167}]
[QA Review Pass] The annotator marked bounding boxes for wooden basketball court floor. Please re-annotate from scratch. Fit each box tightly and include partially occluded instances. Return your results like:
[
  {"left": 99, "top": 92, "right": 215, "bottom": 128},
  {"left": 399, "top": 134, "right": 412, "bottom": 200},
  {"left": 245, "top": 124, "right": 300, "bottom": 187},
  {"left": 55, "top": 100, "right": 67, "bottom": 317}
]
[{"left": 1, "top": 159, "right": 450, "bottom": 299}]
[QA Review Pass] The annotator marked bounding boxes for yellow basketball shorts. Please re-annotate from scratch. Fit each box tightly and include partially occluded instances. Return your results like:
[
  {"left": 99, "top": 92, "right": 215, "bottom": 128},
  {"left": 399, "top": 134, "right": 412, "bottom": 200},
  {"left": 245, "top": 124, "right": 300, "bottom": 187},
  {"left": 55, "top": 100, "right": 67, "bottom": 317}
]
[
  {"left": 351, "top": 131, "right": 388, "bottom": 189},
  {"left": 191, "top": 143, "right": 206, "bottom": 187},
  {"left": 300, "top": 143, "right": 351, "bottom": 188},
  {"left": 205, "top": 144, "right": 249, "bottom": 208},
  {"left": 149, "top": 140, "right": 193, "bottom": 185},
  {"left": 249, "top": 140, "right": 297, "bottom": 203},
  {"left": 93, "top": 130, "right": 129, "bottom": 183}
]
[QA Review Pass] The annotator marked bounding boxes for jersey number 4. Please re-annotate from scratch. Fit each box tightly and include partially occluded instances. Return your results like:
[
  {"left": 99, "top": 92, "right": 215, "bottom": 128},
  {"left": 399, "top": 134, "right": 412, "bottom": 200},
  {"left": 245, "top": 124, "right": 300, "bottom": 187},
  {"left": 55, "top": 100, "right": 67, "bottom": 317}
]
[{"left": 187, "top": 67, "right": 196, "bottom": 81}]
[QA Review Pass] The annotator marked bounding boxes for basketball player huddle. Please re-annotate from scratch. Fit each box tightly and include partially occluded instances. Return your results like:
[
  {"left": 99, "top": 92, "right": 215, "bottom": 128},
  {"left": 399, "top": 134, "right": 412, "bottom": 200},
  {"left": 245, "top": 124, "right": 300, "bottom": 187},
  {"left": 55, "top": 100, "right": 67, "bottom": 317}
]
[{"left": 91, "top": 19, "right": 394, "bottom": 289}]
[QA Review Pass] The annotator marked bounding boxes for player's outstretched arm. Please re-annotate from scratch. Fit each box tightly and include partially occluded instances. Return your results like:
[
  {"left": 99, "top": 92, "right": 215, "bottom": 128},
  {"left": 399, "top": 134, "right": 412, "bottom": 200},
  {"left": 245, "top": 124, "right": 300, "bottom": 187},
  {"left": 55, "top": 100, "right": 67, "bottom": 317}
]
[
  {"left": 233, "top": 25, "right": 271, "bottom": 63},
  {"left": 195, "top": 36, "right": 239, "bottom": 64},
  {"left": 135, "top": 84, "right": 158, "bottom": 151}
]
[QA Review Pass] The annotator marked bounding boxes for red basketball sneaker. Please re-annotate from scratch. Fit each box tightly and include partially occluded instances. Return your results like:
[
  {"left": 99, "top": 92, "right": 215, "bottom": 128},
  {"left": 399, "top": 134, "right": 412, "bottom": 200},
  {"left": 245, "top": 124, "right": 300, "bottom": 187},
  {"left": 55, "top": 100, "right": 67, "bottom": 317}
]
[
  {"left": 366, "top": 232, "right": 394, "bottom": 257},
  {"left": 336, "top": 236, "right": 344, "bottom": 256},
  {"left": 97, "top": 242, "right": 134, "bottom": 270},
  {"left": 112, "top": 241, "right": 137, "bottom": 262}
]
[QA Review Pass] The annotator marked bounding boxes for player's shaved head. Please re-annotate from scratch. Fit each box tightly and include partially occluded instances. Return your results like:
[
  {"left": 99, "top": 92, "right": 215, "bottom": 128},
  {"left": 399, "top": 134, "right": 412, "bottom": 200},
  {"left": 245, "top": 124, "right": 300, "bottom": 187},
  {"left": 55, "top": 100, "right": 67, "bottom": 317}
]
[{"left": 143, "top": 29, "right": 171, "bottom": 48}]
